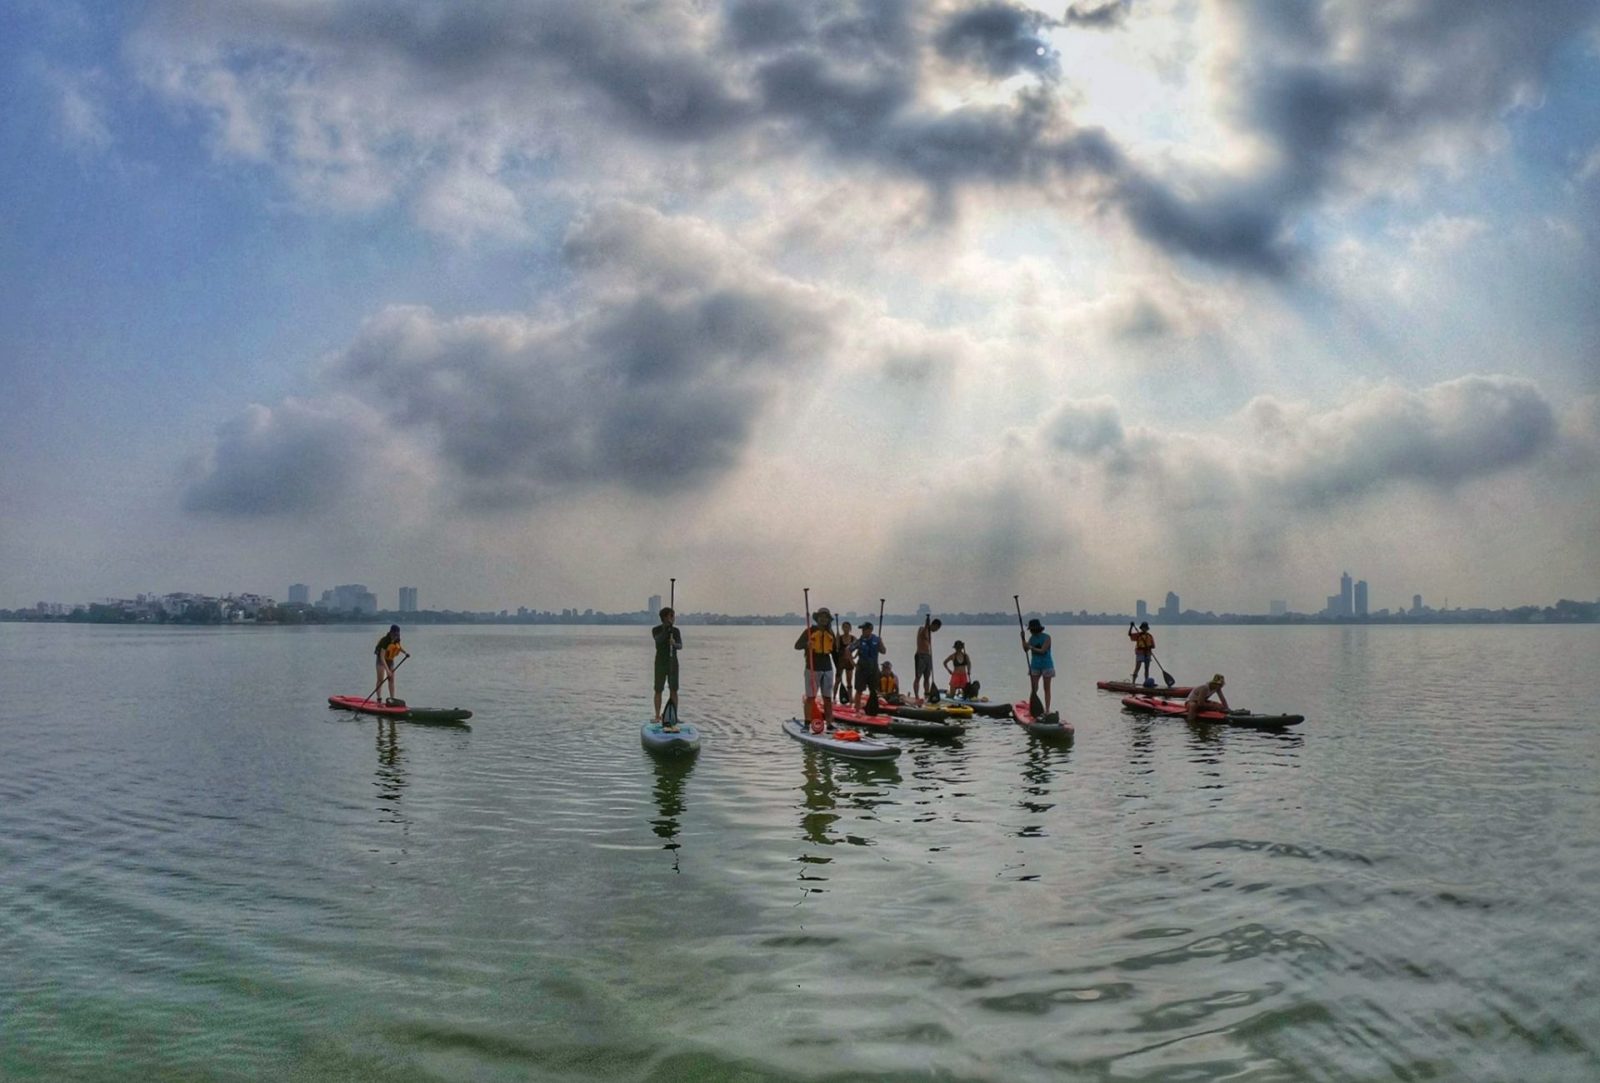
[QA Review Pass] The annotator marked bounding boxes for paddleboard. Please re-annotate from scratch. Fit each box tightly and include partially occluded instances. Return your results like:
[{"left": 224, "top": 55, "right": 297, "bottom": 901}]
[
  {"left": 640, "top": 720, "right": 701, "bottom": 755},
  {"left": 1096, "top": 680, "right": 1192, "bottom": 697},
  {"left": 782, "top": 718, "right": 901, "bottom": 760},
  {"left": 328, "top": 695, "right": 472, "bottom": 724},
  {"left": 832, "top": 702, "right": 965, "bottom": 738},
  {"left": 1012, "top": 701, "right": 1074, "bottom": 738},
  {"left": 1120, "top": 695, "right": 1304, "bottom": 728}
]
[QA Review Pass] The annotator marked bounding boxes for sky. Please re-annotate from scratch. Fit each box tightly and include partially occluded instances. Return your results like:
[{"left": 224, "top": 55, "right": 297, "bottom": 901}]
[{"left": 2, "top": 0, "right": 1598, "bottom": 617}]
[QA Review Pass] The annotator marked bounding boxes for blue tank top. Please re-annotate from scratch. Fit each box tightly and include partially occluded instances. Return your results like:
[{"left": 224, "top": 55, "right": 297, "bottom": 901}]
[{"left": 1027, "top": 632, "right": 1054, "bottom": 671}]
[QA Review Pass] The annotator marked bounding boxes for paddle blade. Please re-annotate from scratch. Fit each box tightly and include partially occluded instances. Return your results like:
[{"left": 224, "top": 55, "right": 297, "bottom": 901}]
[
  {"left": 1029, "top": 691, "right": 1044, "bottom": 717},
  {"left": 663, "top": 700, "right": 678, "bottom": 726},
  {"left": 1163, "top": 671, "right": 1176, "bottom": 688}
]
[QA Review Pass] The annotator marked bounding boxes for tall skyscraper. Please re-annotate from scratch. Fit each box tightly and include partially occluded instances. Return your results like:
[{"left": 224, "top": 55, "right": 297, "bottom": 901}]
[
  {"left": 1339, "top": 572, "right": 1353, "bottom": 618},
  {"left": 399, "top": 586, "right": 418, "bottom": 612},
  {"left": 1354, "top": 580, "right": 1368, "bottom": 618},
  {"left": 288, "top": 583, "right": 309, "bottom": 605},
  {"left": 648, "top": 594, "right": 662, "bottom": 614},
  {"left": 1413, "top": 594, "right": 1423, "bottom": 614},
  {"left": 1160, "top": 591, "right": 1180, "bottom": 619},
  {"left": 1135, "top": 599, "right": 1148, "bottom": 622}
]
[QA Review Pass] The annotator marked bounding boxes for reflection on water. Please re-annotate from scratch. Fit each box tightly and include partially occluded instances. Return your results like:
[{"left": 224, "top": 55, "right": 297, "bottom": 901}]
[
  {"left": 4, "top": 622, "right": 1600, "bottom": 1083},
  {"left": 648, "top": 755, "right": 694, "bottom": 872},
  {"left": 373, "top": 719, "right": 407, "bottom": 826}
]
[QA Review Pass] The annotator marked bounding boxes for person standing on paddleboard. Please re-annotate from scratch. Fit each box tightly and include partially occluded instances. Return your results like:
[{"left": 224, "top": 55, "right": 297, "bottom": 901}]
[
  {"left": 374, "top": 625, "right": 408, "bottom": 705},
  {"left": 1184, "top": 674, "right": 1230, "bottom": 722},
  {"left": 651, "top": 606, "right": 682, "bottom": 728},
  {"left": 1023, "top": 618, "right": 1054, "bottom": 713},
  {"left": 913, "top": 617, "right": 942, "bottom": 699},
  {"left": 851, "top": 621, "right": 886, "bottom": 712},
  {"left": 795, "top": 608, "right": 837, "bottom": 733},
  {"left": 835, "top": 620, "right": 856, "bottom": 705},
  {"left": 1128, "top": 621, "right": 1156, "bottom": 686},
  {"left": 943, "top": 640, "right": 973, "bottom": 696}
]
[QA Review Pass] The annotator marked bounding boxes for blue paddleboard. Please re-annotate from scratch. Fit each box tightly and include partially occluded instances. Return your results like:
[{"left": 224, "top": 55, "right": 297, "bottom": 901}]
[{"left": 641, "top": 720, "right": 701, "bottom": 755}]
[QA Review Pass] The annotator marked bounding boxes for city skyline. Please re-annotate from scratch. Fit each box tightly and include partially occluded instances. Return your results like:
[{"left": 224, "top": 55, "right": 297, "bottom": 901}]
[
  {"left": 3, "top": 4, "right": 1597, "bottom": 614},
  {"left": 12, "top": 566, "right": 1591, "bottom": 624}
]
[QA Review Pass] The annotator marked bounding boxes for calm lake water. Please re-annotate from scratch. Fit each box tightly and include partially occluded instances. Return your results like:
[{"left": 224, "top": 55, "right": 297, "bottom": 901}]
[{"left": 2, "top": 621, "right": 1597, "bottom": 1082}]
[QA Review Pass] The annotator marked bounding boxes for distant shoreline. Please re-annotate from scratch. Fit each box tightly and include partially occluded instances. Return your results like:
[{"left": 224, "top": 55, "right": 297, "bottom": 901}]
[{"left": 5, "top": 606, "right": 1595, "bottom": 627}]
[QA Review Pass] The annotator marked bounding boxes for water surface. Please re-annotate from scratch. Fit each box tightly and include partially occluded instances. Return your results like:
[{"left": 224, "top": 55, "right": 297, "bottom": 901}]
[{"left": 2, "top": 622, "right": 1597, "bottom": 1081}]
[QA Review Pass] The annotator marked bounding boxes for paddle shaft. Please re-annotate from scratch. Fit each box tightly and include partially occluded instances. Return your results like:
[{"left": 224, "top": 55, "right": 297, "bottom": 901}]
[
  {"left": 664, "top": 578, "right": 679, "bottom": 724},
  {"left": 1149, "top": 651, "right": 1175, "bottom": 686}
]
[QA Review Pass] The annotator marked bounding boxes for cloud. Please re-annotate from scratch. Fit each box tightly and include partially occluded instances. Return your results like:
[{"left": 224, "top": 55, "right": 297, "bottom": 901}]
[
  {"left": 181, "top": 396, "right": 398, "bottom": 516},
  {"left": 1036, "top": 374, "right": 1562, "bottom": 510},
  {"left": 183, "top": 204, "right": 846, "bottom": 515},
  {"left": 934, "top": 3, "right": 1061, "bottom": 80},
  {"left": 124, "top": 0, "right": 1600, "bottom": 275}
]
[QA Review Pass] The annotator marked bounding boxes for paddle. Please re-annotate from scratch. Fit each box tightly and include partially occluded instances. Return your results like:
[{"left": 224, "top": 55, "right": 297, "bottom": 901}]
[
  {"left": 662, "top": 577, "right": 679, "bottom": 727},
  {"left": 865, "top": 598, "right": 885, "bottom": 715},
  {"left": 361, "top": 651, "right": 408, "bottom": 708},
  {"left": 1014, "top": 595, "right": 1044, "bottom": 718},
  {"left": 1150, "top": 651, "right": 1176, "bottom": 688},
  {"left": 802, "top": 587, "right": 819, "bottom": 731}
]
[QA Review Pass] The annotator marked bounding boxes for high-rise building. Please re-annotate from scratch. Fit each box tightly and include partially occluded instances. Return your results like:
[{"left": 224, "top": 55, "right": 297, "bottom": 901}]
[
  {"left": 323, "top": 584, "right": 378, "bottom": 613},
  {"left": 648, "top": 594, "right": 662, "bottom": 614},
  {"left": 1135, "top": 599, "right": 1148, "bottom": 622},
  {"left": 399, "top": 586, "right": 418, "bottom": 612},
  {"left": 288, "top": 583, "right": 309, "bottom": 605},
  {"left": 1339, "top": 572, "right": 1353, "bottom": 618},
  {"left": 1159, "top": 591, "right": 1180, "bottom": 619},
  {"left": 1354, "top": 580, "right": 1368, "bottom": 618},
  {"left": 1413, "top": 594, "right": 1423, "bottom": 614}
]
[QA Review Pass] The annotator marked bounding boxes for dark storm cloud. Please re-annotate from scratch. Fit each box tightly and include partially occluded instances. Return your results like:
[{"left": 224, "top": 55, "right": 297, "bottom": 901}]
[{"left": 934, "top": 3, "right": 1060, "bottom": 79}]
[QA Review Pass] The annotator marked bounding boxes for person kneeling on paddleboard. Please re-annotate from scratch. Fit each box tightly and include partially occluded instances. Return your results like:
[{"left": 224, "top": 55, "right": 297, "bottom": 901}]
[
  {"left": 374, "top": 625, "right": 408, "bottom": 705},
  {"left": 795, "top": 609, "right": 836, "bottom": 734},
  {"left": 879, "top": 660, "right": 900, "bottom": 699},
  {"left": 1185, "top": 674, "right": 1230, "bottom": 722},
  {"left": 651, "top": 606, "right": 682, "bottom": 728}
]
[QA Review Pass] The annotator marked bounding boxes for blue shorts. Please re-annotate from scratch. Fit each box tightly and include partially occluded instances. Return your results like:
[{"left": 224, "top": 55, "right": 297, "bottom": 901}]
[{"left": 804, "top": 670, "right": 835, "bottom": 698}]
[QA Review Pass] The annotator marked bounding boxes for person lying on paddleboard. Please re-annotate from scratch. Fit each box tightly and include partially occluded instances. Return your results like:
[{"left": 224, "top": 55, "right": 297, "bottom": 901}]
[
  {"left": 795, "top": 608, "right": 836, "bottom": 733},
  {"left": 943, "top": 641, "right": 973, "bottom": 696},
  {"left": 374, "top": 625, "right": 408, "bottom": 705},
  {"left": 1023, "top": 619, "right": 1054, "bottom": 713},
  {"left": 1128, "top": 621, "right": 1156, "bottom": 686},
  {"left": 1184, "top": 674, "right": 1230, "bottom": 722},
  {"left": 651, "top": 606, "right": 682, "bottom": 728},
  {"left": 850, "top": 620, "right": 886, "bottom": 712}
]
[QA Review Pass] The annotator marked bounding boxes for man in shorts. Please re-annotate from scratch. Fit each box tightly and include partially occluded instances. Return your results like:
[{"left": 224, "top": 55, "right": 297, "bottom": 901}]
[
  {"left": 794, "top": 608, "right": 836, "bottom": 733},
  {"left": 651, "top": 606, "right": 682, "bottom": 727},
  {"left": 913, "top": 616, "right": 943, "bottom": 699}
]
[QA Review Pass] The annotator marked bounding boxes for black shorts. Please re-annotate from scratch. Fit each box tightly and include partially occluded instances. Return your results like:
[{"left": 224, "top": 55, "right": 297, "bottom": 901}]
[{"left": 653, "top": 656, "right": 679, "bottom": 693}]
